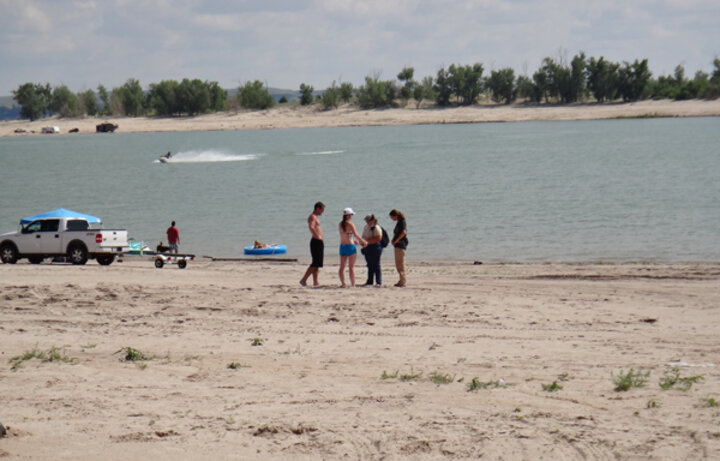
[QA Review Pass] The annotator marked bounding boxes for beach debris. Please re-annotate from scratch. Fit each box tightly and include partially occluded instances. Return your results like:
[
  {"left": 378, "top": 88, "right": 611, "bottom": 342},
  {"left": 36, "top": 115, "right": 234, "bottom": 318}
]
[
  {"left": 664, "top": 360, "right": 715, "bottom": 368},
  {"left": 0, "top": 422, "right": 7, "bottom": 437},
  {"left": 473, "top": 260, "right": 483, "bottom": 265}
]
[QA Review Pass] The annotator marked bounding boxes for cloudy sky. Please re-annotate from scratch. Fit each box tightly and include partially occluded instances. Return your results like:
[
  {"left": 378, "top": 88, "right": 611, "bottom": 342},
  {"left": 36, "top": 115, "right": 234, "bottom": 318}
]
[{"left": 1, "top": 0, "right": 718, "bottom": 96}]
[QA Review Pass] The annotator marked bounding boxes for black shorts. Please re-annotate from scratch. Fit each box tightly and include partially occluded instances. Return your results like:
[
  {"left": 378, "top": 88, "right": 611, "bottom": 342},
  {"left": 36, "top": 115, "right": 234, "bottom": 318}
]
[{"left": 310, "top": 238, "right": 324, "bottom": 268}]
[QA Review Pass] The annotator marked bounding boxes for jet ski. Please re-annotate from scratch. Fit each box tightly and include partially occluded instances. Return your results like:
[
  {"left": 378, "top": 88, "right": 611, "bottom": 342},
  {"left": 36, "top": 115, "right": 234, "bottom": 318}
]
[{"left": 159, "top": 151, "right": 172, "bottom": 163}]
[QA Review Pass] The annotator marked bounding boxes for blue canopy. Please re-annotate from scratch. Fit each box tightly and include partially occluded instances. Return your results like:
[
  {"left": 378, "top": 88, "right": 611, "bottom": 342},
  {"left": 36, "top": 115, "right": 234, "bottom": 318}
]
[{"left": 20, "top": 208, "right": 102, "bottom": 226}]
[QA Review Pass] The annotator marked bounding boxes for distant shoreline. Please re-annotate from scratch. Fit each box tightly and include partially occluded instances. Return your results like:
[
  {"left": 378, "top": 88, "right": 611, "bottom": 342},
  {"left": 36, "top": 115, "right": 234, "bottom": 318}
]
[{"left": 1, "top": 99, "right": 719, "bottom": 137}]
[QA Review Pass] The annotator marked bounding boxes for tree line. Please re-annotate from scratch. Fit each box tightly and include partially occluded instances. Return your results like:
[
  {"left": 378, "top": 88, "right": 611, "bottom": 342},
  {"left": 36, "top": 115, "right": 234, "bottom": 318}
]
[{"left": 11, "top": 53, "right": 720, "bottom": 120}]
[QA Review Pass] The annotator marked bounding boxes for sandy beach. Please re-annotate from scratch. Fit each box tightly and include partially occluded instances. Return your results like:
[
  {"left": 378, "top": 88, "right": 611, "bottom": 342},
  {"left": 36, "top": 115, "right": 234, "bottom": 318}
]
[
  {"left": 2, "top": 99, "right": 720, "bottom": 137},
  {"left": 1, "top": 259, "right": 719, "bottom": 459}
]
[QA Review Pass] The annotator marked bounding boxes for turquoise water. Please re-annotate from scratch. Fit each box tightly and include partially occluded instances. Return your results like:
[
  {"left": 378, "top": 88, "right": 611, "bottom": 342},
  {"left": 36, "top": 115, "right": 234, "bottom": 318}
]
[{"left": 1, "top": 117, "right": 718, "bottom": 261}]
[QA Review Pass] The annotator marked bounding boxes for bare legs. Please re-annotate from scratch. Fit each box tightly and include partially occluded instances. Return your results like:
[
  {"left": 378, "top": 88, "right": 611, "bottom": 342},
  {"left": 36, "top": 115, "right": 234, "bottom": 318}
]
[
  {"left": 300, "top": 267, "right": 319, "bottom": 287},
  {"left": 338, "top": 254, "right": 357, "bottom": 287}
]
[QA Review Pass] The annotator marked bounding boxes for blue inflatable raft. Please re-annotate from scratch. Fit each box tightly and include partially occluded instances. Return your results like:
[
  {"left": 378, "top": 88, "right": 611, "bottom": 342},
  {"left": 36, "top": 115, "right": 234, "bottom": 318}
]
[{"left": 244, "top": 244, "right": 287, "bottom": 255}]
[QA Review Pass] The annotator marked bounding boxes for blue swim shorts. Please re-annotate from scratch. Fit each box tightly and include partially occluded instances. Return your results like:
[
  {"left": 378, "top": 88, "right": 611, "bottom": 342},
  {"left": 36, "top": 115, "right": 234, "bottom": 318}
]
[{"left": 339, "top": 243, "right": 357, "bottom": 256}]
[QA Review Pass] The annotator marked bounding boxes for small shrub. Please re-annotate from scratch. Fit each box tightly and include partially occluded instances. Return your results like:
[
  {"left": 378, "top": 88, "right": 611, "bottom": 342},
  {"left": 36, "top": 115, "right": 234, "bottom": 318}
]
[
  {"left": 542, "top": 381, "right": 563, "bottom": 392},
  {"left": 227, "top": 362, "right": 244, "bottom": 370},
  {"left": 429, "top": 372, "right": 454, "bottom": 385},
  {"left": 120, "top": 347, "right": 149, "bottom": 362},
  {"left": 613, "top": 369, "right": 650, "bottom": 392},
  {"left": 701, "top": 397, "right": 718, "bottom": 407},
  {"left": 251, "top": 338, "right": 264, "bottom": 346},
  {"left": 646, "top": 399, "right": 660, "bottom": 408},
  {"left": 467, "top": 377, "right": 504, "bottom": 392},
  {"left": 399, "top": 368, "right": 422, "bottom": 381},
  {"left": 659, "top": 367, "right": 704, "bottom": 391},
  {"left": 381, "top": 370, "right": 399, "bottom": 380},
  {"left": 9, "top": 346, "right": 78, "bottom": 370}
]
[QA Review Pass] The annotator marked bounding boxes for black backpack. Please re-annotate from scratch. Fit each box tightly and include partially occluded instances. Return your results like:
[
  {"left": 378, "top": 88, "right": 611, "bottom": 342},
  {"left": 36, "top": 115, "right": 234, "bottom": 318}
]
[{"left": 379, "top": 226, "right": 390, "bottom": 248}]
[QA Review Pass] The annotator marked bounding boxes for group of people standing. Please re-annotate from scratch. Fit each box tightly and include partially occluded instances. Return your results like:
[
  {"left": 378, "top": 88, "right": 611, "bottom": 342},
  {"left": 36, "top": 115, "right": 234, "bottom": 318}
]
[{"left": 300, "top": 201, "right": 408, "bottom": 288}]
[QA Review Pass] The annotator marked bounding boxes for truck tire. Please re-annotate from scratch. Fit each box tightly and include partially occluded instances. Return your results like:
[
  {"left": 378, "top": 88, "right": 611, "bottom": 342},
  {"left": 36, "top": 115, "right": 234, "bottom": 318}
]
[
  {"left": 28, "top": 256, "right": 44, "bottom": 264},
  {"left": 96, "top": 254, "right": 115, "bottom": 266},
  {"left": 0, "top": 243, "right": 19, "bottom": 264},
  {"left": 68, "top": 244, "right": 88, "bottom": 265}
]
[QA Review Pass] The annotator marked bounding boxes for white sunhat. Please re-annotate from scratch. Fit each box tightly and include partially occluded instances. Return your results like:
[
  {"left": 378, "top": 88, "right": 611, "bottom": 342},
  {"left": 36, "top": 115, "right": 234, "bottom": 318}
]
[{"left": 343, "top": 207, "right": 355, "bottom": 216}]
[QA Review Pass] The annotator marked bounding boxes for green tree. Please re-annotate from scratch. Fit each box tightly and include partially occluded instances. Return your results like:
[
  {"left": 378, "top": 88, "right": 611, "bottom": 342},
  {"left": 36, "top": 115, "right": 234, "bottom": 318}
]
[
  {"left": 515, "top": 75, "right": 534, "bottom": 101},
  {"left": 706, "top": 58, "right": 720, "bottom": 98},
  {"left": 617, "top": 59, "right": 651, "bottom": 102},
  {"left": 433, "top": 67, "right": 452, "bottom": 106},
  {"left": 50, "top": 85, "right": 79, "bottom": 117},
  {"left": 569, "top": 52, "right": 587, "bottom": 102},
  {"left": 689, "top": 70, "right": 710, "bottom": 99},
  {"left": 486, "top": 68, "right": 516, "bottom": 104},
  {"left": 299, "top": 83, "right": 314, "bottom": 105},
  {"left": 587, "top": 57, "right": 619, "bottom": 102},
  {"left": 356, "top": 75, "right": 397, "bottom": 109},
  {"left": 448, "top": 63, "right": 484, "bottom": 105},
  {"left": 176, "top": 78, "right": 211, "bottom": 115},
  {"left": 413, "top": 76, "right": 435, "bottom": 108},
  {"left": 147, "top": 80, "right": 179, "bottom": 116},
  {"left": 321, "top": 82, "right": 340, "bottom": 110},
  {"left": 238, "top": 80, "right": 275, "bottom": 110},
  {"left": 97, "top": 85, "right": 110, "bottom": 115},
  {"left": 112, "top": 78, "right": 145, "bottom": 116},
  {"left": 339, "top": 82, "right": 354, "bottom": 102},
  {"left": 79, "top": 89, "right": 98, "bottom": 116},
  {"left": 531, "top": 67, "right": 550, "bottom": 103},
  {"left": 397, "top": 67, "right": 415, "bottom": 104},
  {"left": 207, "top": 81, "right": 227, "bottom": 112},
  {"left": 12, "top": 82, "right": 51, "bottom": 120}
]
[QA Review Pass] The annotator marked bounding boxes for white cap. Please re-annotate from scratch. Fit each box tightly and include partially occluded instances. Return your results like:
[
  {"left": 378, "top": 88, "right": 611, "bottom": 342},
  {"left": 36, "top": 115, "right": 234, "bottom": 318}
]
[{"left": 343, "top": 207, "right": 354, "bottom": 216}]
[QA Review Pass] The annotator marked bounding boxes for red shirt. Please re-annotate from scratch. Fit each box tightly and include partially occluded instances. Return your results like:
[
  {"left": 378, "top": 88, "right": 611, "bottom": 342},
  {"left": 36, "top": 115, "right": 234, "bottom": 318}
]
[{"left": 166, "top": 226, "right": 179, "bottom": 243}]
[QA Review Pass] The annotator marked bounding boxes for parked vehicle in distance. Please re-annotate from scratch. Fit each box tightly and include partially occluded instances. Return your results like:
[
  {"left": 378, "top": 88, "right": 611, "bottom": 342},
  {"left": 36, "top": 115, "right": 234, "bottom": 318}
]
[
  {"left": 96, "top": 122, "right": 118, "bottom": 133},
  {"left": 41, "top": 126, "right": 60, "bottom": 134},
  {"left": 0, "top": 210, "right": 128, "bottom": 266}
]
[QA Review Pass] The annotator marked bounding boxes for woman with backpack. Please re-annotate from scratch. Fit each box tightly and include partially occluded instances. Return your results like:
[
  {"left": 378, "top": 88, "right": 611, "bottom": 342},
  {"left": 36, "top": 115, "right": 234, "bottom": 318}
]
[
  {"left": 389, "top": 209, "right": 409, "bottom": 287},
  {"left": 361, "top": 214, "right": 384, "bottom": 286}
]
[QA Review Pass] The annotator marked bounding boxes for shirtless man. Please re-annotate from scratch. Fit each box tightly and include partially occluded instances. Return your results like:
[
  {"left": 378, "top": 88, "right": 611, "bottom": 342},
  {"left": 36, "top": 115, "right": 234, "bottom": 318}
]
[{"left": 300, "top": 201, "right": 325, "bottom": 286}]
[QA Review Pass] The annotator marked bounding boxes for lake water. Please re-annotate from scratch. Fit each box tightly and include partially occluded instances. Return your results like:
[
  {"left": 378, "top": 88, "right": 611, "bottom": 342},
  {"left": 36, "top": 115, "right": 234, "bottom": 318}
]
[{"left": 1, "top": 117, "right": 718, "bottom": 262}]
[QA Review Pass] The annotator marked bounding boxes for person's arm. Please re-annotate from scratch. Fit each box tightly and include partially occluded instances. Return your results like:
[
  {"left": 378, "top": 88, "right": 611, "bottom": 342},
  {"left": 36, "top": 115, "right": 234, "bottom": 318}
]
[
  {"left": 392, "top": 229, "right": 406, "bottom": 246},
  {"left": 351, "top": 223, "right": 367, "bottom": 246}
]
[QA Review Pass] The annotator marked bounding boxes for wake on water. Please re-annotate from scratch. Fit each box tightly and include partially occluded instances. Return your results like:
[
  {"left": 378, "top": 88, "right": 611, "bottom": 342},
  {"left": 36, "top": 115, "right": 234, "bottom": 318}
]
[
  {"left": 154, "top": 149, "right": 260, "bottom": 163},
  {"left": 296, "top": 150, "right": 344, "bottom": 156},
  {"left": 154, "top": 149, "right": 343, "bottom": 163}
]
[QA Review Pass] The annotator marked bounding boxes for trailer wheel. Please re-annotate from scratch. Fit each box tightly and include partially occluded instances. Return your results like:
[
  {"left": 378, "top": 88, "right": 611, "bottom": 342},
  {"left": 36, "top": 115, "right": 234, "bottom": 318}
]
[
  {"left": 96, "top": 254, "right": 115, "bottom": 266},
  {"left": 178, "top": 259, "right": 187, "bottom": 269},
  {"left": 155, "top": 258, "right": 164, "bottom": 269}
]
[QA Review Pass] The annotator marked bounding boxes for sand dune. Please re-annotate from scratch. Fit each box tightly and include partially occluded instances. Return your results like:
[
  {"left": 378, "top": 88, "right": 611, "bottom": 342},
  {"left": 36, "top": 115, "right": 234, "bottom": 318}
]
[{"left": 1, "top": 259, "right": 719, "bottom": 459}]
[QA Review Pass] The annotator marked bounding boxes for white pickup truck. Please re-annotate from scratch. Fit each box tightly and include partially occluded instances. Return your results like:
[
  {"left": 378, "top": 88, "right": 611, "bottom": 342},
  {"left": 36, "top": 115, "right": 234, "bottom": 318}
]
[{"left": 0, "top": 217, "right": 128, "bottom": 265}]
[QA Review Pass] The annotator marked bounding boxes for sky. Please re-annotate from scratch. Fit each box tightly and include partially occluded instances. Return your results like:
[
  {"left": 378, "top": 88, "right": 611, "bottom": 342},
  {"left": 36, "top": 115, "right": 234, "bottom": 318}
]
[{"left": 1, "top": 0, "right": 719, "bottom": 96}]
